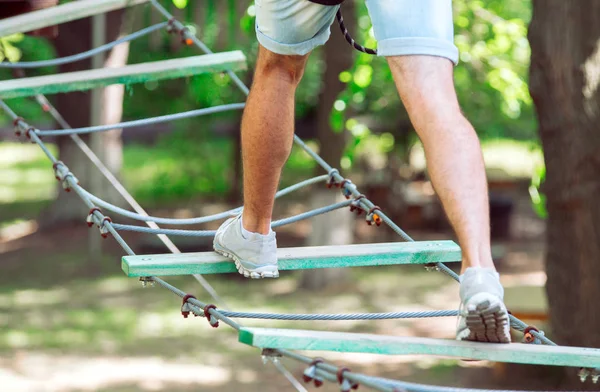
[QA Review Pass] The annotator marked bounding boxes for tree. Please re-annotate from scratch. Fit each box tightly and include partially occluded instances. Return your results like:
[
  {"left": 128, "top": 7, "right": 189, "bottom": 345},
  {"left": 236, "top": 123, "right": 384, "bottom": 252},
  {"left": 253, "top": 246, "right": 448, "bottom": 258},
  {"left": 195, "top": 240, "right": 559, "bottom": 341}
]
[
  {"left": 300, "top": 4, "right": 356, "bottom": 290},
  {"left": 528, "top": 1, "right": 600, "bottom": 388},
  {"left": 40, "top": 10, "right": 130, "bottom": 225}
]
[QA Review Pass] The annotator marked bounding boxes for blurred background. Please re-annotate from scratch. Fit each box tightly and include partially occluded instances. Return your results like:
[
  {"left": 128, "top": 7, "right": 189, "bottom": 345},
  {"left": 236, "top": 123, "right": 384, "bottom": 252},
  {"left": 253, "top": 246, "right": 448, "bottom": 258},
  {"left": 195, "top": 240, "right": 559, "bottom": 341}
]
[{"left": 0, "top": 0, "right": 598, "bottom": 391}]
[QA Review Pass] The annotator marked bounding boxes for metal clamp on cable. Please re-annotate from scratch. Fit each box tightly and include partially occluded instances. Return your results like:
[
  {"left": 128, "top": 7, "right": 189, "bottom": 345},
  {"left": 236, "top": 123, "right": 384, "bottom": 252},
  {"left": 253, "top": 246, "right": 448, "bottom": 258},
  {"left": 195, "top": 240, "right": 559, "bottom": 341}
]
[
  {"left": 340, "top": 180, "right": 353, "bottom": 199},
  {"left": 366, "top": 206, "right": 382, "bottom": 226},
  {"left": 52, "top": 161, "right": 79, "bottom": 192},
  {"left": 86, "top": 207, "right": 102, "bottom": 227},
  {"left": 349, "top": 195, "right": 365, "bottom": 215},
  {"left": 99, "top": 217, "right": 112, "bottom": 238},
  {"left": 337, "top": 367, "right": 359, "bottom": 391},
  {"left": 522, "top": 325, "right": 544, "bottom": 344},
  {"left": 181, "top": 294, "right": 197, "bottom": 318},
  {"left": 203, "top": 304, "right": 220, "bottom": 328},
  {"left": 327, "top": 168, "right": 341, "bottom": 188},
  {"left": 303, "top": 358, "right": 324, "bottom": 387},
  {"left": 12, "top": 117, "right": 24, "bottom": 136}
]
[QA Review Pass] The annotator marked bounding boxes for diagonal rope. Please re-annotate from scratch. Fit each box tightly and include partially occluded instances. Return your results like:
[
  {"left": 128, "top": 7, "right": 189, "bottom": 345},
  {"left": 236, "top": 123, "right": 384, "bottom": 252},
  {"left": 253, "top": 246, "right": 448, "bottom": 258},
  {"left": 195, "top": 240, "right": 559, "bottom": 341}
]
[
  {"left": 7, "top": 76, "right": 229, "bottom": 309},
  {"left": 36, "top": 103, "right": 245, "bottom": 136},
  {"left": 109, "top": 200, "right": 352, "bottom": 236},
  {"left": 0, "top": 22, "right": 168, "bottom": 69},
  {"left": 78, "top": 175, "right": 328, "bottom": 225}
]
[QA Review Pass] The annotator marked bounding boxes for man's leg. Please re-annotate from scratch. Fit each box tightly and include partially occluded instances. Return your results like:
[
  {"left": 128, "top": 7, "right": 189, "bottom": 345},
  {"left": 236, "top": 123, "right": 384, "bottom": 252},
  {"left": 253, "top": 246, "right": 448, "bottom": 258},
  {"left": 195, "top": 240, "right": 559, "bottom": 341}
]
[
  {"left": 241, "top": 46, "right": 309, "bottom": 234},
  {"left": 387, "top": 56, "right": 493, "bottom": 274},
  {"left": 213, "top": 0, "right": 337, "bottom": 278},
  {"left": 388, "top": 56, "right": 509, "bottom": 343}
]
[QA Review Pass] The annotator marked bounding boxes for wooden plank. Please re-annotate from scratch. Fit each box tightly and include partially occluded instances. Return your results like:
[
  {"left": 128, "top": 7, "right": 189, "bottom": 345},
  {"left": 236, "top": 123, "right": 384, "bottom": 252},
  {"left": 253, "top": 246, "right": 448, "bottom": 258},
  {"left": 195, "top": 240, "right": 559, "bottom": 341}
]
[
  {"left": 0, "top": 52, "right": 247, "bottom": 98},
  {"left": 121, "top": 241, "right": 461, "bottom": 277},
  {"left": 0, "top": 0, "right": 150, "bottom": 38},
  {"left": 238, "top": 328, "right": 600, "bottom": 368}
]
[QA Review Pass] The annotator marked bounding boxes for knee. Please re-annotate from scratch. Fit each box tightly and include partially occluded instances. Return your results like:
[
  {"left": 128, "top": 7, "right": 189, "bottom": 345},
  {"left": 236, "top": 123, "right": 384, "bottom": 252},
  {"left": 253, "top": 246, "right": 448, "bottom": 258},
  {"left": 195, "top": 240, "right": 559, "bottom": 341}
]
[
  {"left": 388, "top": 56, "right": 461, "bottom": 123},
  {"left": 255, "top": 48, "right": 309, "bottom": 86}
]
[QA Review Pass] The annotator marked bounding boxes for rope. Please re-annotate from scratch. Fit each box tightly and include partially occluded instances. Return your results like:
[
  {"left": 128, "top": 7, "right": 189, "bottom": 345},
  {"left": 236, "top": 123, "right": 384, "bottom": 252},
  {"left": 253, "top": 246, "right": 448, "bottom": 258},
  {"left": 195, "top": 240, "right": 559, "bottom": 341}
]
[
  {"left": 78, "top": 175, "right": 328, "bottom": 225},
  {"left": 218, "top": 309, "right": 458, "bottom": 321},
  {"left": 37, "top": 103, "right": 245, "bottom": 136},
  {"left": 0, "top": 23, "right": 168, "bottom": 69},
  {"left": 336, "top": 9, "right": 377, "bottom": 55},
  {"left": 109, "top": 200, "right": 351, "bottom": 236}
]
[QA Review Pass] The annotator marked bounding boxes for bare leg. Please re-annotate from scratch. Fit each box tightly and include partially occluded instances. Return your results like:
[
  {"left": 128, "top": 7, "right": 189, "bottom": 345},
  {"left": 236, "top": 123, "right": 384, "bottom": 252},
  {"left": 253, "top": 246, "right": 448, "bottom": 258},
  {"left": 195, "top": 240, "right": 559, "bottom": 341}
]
[
  {"left": 387, "top": 56, "right": 494, "bottom": 274},
  {"left": 241, "top": 45, "right": 309, "bottom": 234}
]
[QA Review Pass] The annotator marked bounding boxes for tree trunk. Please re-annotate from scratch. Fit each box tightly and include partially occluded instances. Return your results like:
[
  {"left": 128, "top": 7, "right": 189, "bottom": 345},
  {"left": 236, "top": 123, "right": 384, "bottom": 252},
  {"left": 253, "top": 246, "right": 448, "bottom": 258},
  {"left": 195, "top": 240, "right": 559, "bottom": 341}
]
[
  {"left": 527, "top": 1, "right": 600, "bottom": 388},
  {"left": 300, "top": 3, "right": 355, "bottom": 290},
  {"left": 40, "top": 10, "right": 128, "bottom": 226}
]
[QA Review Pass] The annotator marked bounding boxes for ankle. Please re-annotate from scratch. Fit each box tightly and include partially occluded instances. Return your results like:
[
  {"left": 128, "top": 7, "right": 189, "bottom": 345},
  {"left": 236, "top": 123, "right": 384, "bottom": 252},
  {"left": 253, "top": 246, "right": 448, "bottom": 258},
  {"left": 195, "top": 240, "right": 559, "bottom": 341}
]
[{"left": 241, "top": 213, "right": 271, "bottom": 235}]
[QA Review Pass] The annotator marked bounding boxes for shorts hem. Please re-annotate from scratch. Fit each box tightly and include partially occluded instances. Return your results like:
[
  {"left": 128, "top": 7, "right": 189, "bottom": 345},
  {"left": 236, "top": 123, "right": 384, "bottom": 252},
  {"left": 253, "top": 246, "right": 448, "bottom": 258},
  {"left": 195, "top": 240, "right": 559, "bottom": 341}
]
[
  {"left": 377, "top": 37, "right": 459, "bottom": 65},
  {"left": 256, "top": 24, "right": 331, "bottom": 56}
]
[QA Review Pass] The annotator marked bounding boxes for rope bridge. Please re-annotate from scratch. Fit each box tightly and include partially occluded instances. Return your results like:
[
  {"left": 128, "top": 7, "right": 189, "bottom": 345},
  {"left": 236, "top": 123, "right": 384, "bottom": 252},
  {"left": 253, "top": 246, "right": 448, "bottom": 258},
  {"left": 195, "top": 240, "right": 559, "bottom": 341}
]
[{"left": 1, "top": 1, "right": 599, "bottom": 391}]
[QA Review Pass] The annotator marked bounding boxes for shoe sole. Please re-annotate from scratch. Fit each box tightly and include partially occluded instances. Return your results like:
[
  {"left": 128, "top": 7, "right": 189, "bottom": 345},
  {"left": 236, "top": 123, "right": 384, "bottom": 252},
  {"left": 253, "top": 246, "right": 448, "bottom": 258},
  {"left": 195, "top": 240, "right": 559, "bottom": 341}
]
[
  {"left": 214, "top": 244, "right": 279, "bottom": 279},
  {"left": 459, "top": 293, "right": 511, "bottom": 344}
]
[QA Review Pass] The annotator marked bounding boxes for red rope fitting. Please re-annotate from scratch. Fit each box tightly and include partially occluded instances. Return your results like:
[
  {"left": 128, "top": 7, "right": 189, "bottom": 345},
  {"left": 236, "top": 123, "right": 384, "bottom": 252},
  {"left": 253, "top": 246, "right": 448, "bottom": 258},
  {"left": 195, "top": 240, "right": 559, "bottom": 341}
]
[
  {"left": 349, "top": 195, "right": 365, "bottom": 215},
  {"left": 42, "top": 104, "right": 50, "bottom": 112},
  {"left": 337, "top": 367, "right": 359, "bottom": 391},
  {"left": 302, "top": 358, "right": 324, "bottom": 384},
  {"left": 86, "top": 207, "right": 102, "bottom": 227},
  {"left": 100, "top": 217, "right": 112, "bottom": 238},
  {"left": 25, "top": 127, "right": 36, "bottom": 140},
  {"left": 366, "top": 206, "right": 382, "bottom": 226},
  {"left": 523, "top": 325, "right": 540, "bottom": 343},
  {"left": 179, "top": 27, "right": 192, "bottom": 45},
  {"left": 181, "top": 294, "right": 196, "bottom": 318},
  {"left": 13, "top": 117, "right": 24, "bottom": 135},
  {"left": 52, "top": 162, "right": 62, "bottom": 180},
  {"left": 340, "top": 180, "right": 353, "bottom": 199},
  {"left": 203, "top": 304, "right": 219, "bottom": 328},
  {"left": 166, "top": 18, "right": 176, "bottom": 33}
]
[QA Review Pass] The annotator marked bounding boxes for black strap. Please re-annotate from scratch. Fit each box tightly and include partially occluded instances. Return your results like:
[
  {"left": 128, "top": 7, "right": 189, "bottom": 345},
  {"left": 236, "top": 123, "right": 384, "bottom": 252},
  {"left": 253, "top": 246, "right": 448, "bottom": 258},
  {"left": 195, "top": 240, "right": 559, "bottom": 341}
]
[{"left": 307, "top": 0, "right": 346, "bottom": 5}]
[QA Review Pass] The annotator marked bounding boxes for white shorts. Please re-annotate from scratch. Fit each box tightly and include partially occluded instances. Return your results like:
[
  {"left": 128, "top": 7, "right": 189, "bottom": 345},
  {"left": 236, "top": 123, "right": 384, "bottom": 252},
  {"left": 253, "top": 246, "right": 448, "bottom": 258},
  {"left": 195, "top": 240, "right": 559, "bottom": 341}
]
[{"left": 255, "top": 0, "right": 459, "bottom": 64}]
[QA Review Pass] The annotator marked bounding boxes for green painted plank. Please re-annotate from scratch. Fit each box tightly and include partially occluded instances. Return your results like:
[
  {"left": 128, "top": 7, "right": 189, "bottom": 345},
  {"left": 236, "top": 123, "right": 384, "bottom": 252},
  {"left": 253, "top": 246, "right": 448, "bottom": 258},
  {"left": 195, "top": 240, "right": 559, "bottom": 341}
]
[
  {"left": 239, "top": 328, "right": 600, "bottom": 368},
  {"left": 0, "top": 0, "right": 149, "bottom": 38},
  {"left": 121, "top": 241, "right": 461, "bottom": 277},
  {"left": 0, "top": 52, "right": 246, "bottom": 98}
]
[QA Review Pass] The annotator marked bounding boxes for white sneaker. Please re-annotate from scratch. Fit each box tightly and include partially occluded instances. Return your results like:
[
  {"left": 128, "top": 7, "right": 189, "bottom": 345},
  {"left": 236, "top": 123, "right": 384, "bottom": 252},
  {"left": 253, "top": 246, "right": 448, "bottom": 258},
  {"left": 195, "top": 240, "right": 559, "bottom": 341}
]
[
  {"left": 213, "top": 215, "right": 279, "bottom": 279},
  {"left": 456, "top": 267, "right": 511, "bottom": 343}
]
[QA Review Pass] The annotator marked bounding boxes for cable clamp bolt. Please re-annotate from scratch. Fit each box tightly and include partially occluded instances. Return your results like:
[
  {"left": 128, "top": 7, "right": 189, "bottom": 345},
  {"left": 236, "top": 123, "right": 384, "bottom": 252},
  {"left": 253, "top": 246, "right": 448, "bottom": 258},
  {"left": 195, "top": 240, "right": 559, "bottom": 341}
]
[
  {"left": 181, "top": 294, "right": 196, "bottom": 318},
  {"left": 86, "top": 207, "right": 102, "bottom": 227},
  {"left": 523, "top": 326, "right": 543, "bottom": 344},
  {"left": 139, "top": 277, "right": 154, "bottom": 288},
  {"left": 166, "top": 18, "right": 176, "bottom": 33},
  {"left": 349, "top": 195, "right": 365, "bottom": 215},
  {"left": 302, "top": 358, "right": 324, "bottom": 384},
  {"left": 327, "top": 169, "right": 340, "bottom": 189},
  {"left": 579, "top": 368, "right": 590, "bottom": 383},
  {"left": 13, "top": 117, "right": 24, "bottom": 136},
  {"left": 340, "top": 180, "right": 353, "bottom": 199},
  {"left": 337, "top": 367, "right": 359, "bottom": 391},
  {"left": 260, "top": 348, "right": 282, "bottom": 365},
  {"left": 203, "top": 304, "right": 219, "bottom": 328},
  {"left": 99, "top": 217, "right": 112, "bottom": 238},
  {"left": 366, "top": 206, "right": 382, "bottom": 226}
]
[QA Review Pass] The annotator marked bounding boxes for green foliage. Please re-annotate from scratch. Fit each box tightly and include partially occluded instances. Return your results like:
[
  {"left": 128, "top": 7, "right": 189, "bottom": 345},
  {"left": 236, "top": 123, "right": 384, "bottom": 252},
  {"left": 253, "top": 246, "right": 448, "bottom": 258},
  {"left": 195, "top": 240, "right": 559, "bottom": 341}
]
[{"left": 529, "top": 157, "right": 547, "bottom": 219}]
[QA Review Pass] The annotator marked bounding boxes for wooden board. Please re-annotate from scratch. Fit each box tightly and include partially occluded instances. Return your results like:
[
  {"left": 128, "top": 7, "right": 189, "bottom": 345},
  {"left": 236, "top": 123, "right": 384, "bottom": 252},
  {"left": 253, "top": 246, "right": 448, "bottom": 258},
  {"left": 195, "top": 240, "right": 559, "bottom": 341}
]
[
  {"left": 238, "top": 328, "right": 600, "bottom": 368},
  {"left": 121, "top": 241, "right": 461, "bottom": 277},
  {"left": 0, "top": 0, "right": 149, "bottom": 38},
  {"left": 0, "top": 52, "right": 247, "bottom": 98}
]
